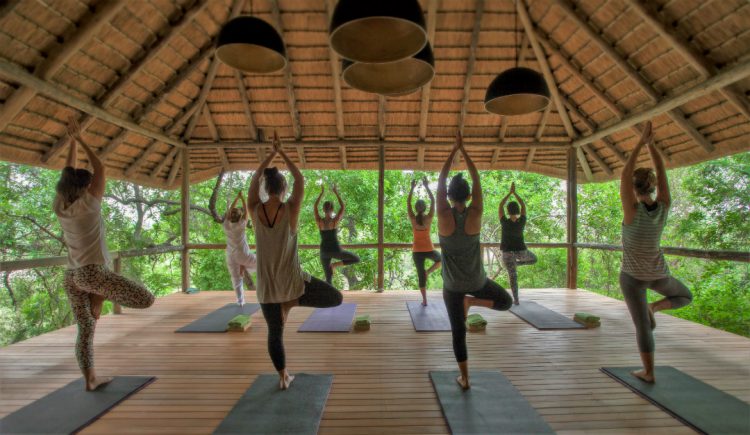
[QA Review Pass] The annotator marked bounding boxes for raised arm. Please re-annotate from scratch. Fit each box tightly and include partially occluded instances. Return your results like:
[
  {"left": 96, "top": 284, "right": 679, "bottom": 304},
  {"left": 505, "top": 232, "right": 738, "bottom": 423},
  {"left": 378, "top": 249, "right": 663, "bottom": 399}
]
[
  {"left": 461, "top": 143, "right": 482, "bottom": 213},
  {"left": 437, "top": 134, "right": 461, "bottom": 235},
  {"left": 498, "top": 191, "right": 512, "bottom": 219},
  {"left": 274, "top": 133, "right": 304, "bottom": 231},
  {"left": 69, "top": 119, "right": 105, "bottom": 200},
  {"left": 620, "top": 122, "right": 652, "bottom": 224},
  {"left": 648, "top": 141, "right": 670, "bottom": 207},
  {"left": 423, "top": 177, "right": 435, "bottom": 219},
  {"left": 65, "top": 127, "right": 77, "bottom": 169},
  {"left": 247, "top": 147, "right": 278, "bottom": 219},
  {"left": 511, "top": 182, "right": 526, "bottom": 216},
  {"left": 237, "top": 191, "right": 249, "bottom": 219},
  {"left": 332, "top": 184, "right": 345, "bottom": 225},
  {"left": 226, "top": 190, "right": 241, "bottom": 221},
  {"left": 407, "top": 179, "right": 416, "bottom": 220},
  {"left": 314, "top": 185, "right": 324, "bottom": 224}
]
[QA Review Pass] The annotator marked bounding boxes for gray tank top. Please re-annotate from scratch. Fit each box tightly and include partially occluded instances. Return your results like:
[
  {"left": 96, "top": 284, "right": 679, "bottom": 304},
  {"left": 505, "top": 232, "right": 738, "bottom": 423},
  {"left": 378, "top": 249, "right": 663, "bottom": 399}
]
[
  {"left": 253, "top": 203, "right": 310, "bottom": 303},
  {"left": 439, "top": 208, "right": 487, "bottom": 293},
  {"left": 621, "top": 201, "right": 670, "bottom": 281}
]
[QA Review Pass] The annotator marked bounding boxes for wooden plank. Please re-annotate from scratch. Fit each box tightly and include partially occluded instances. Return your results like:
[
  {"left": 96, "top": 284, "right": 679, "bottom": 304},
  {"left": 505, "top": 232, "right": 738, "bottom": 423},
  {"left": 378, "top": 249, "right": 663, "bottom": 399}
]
[
  {"left": 271, "top": 0, "right": 301, "bottom": 140},
  {"left": 458, "top": 0, "right": 484, "bottom": 134},
  {"left": 418, "top": 0, "right": 440, "bottom": 141}
]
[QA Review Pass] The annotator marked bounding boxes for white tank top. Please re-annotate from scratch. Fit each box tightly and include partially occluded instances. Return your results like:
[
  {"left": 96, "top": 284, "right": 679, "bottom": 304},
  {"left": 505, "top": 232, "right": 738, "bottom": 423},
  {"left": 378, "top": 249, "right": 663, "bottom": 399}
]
[
  {"left": 223, "top": 218, "right": 250, "bottom": 253},
  {"left": 53, "top": 192, "right": 111, "bottom": 269}
]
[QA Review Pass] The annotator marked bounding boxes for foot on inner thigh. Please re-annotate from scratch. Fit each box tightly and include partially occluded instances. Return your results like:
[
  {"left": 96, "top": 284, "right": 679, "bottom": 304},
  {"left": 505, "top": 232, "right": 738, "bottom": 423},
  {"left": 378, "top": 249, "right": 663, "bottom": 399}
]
[
  {"left": 89, "top": 294, "right": 105, "bottom": 320},
  {"left": 279, "top": 372, "right": 295, "bottom": 390},
  {"left": 631, "top": 369, "right": 655, "bottom": 383},
  {"left": 647, "top": 303, "right": 656, "bottom": 330},
  {"left": 463, "top": 296, "right": 471, "bottom": 319},
  {"left": 455, "top": 375, "right": 470, "bottom": 390},
  {"left": 281, "top": 299, "right": 297, "bottom": 325}
]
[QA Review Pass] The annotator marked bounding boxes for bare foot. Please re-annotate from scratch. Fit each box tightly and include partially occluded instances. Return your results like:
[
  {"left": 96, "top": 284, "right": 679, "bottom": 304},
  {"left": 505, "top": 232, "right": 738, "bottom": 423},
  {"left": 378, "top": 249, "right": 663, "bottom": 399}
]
[
  {"left": 455, "top": 375, "right": 470, "bottom": 390},
  {"left": 279, "top": 373, "right": 295, "bottom": 390},
  {"left": 513, "top": 299, "right": 520, "bottom": 305},
  {"left": 631, "top": 369, "right": 655, "bottom": 383},
  {"left": 86, "top": 375, "right": 114, "bottom": 391},
  {"left": 463, "top": 296, "right": 470, "bottom": 319},
  {"left": 647, "top": 304, "right": 656, "bottom": 330},
  {"left": 421, "top": 300, "right": 427, "bottom": 306},
  {"left": 89, "top": 294, "right": 105, "bottom": 320}
]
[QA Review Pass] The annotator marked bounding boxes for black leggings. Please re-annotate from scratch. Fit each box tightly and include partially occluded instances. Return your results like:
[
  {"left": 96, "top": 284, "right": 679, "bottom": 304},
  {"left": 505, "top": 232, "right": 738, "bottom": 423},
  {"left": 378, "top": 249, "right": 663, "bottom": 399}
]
[
  {"left": 320, "top": 250, "right": 360, "bottom": 284},
  {"left": 260, "top": 277, "right": 342, "bottom": 371},
  {"left": 412, "top": 250, "right": 442, "bottom": 288},
  {"left": 443, "top": 279, "right": 513, "bottom": 363}
]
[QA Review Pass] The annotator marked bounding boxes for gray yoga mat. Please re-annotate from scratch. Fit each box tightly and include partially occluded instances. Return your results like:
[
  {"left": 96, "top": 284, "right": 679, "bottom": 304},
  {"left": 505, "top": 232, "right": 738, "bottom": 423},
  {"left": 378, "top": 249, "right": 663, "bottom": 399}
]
[
  {"left": 0, "top": 376, "right": 154, "bottom": 434},
  {"left": 213, "top": 373, "right": 333, "bottom": 435},
  {"left": 602, "top": 366, "right": 750, "bottom": 435},
  {"left": 298, "top": 303, "right": 356, "bottom": 332},
  {"left": 509, "top": 300, "right": 584, "bottom": 330},
  {"left": 176, "top": 303, "right": 260, "bottom": 333},
  {"left": 430, "top": 371, "right": 553, "bottom": 435},
  {"left": 407, "top": 300, "right": 452, "bottom": 331}
]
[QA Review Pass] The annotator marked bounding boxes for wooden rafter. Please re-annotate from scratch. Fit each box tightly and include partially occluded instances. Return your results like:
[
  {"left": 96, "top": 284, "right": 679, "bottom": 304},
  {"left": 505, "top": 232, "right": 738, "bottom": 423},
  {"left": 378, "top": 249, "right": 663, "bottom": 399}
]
[
  {"left": 271, "top": 0, "right": 302, "bottom": 140},
  {"left": 624, "top": 0, "right": 750, "bottom": 121},
  {"left": 498, "top": 116, "right": 509, "bottom": 141},
  {"left": 40, "top": 0, "right": 209, "bottom": 163},
  {"left": 182, "top": 55, "right": 221, "bottom": 141},
  {"left": 458, "top": 0, "right": 484, "bottom": 134},
  {"left": 491, "top": 147, "right": 501, "bottom": 166},
  {"left": 418, "top": 0, "right": 440, "bottom": 141},
  {"left": 167, "top": 150, "right": 183, "bottom": 187},
  {"left": 524, "top": 148, "right": 536, "bottom": 169},
  {"left": 216, "top": 148, "right": 230, "bottom": 170},
  {"left": 0, "top": 1, "right": 126, "bottom": 133},
  {"left": 149, "top": 147, "right": 179, "bottom": 179},
  {"left": 234, "top": 70, "right": 257, "bottom": 140},
  {"left": 203, "top": 104, "right": 219, "bottom": 141},
  {"left": 340, "top": 146, "right": 347, "bottom": 170},
  {"left": 576, "top": 147, "right": 593, "bottom": 181},
  {"left": 125, "top": 141, "right": 161, "bottom": 177},
  {"left": 563, "top": 98, "right": 622, "bottom": 169},
  {"left": 553, "top": 0, "right": 714, "bottom": 153},
  {"left": 325, "top": 0, "right": 345, "bottom": 139}
]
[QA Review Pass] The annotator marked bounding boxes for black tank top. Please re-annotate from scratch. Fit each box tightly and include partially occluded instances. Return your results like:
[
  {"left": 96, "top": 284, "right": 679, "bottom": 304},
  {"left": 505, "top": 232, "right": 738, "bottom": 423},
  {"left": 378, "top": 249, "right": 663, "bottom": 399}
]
[{"left": 319, "top": 229, "right": 341, "bottom": 253}]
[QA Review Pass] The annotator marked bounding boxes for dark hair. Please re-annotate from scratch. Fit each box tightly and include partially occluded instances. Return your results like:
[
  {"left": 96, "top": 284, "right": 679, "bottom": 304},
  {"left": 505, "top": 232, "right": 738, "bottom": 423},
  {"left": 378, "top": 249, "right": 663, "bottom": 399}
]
[
  {"left": 229, "top": 207, "right": 242, "bottom": 223},
  {"left": 56, "top": 166, "right": 93, "bottom": 204},
  {"left": 263, "top": 167, "right": 286, "bottom": 196},
  {"left": 414, "top": 199, "right": 426, "bottom": 226},
  {"left": 323, "top": 201, "right": 334, "bottom": 212},
  {"left": 448, "top": 173, "right": 470, "bottom": 203},
  {"left": 507, "top": 201, "right": 520, "bottom": 215},
  {"left": 633, "top": 167, "right": 656, "bottom": 195}
]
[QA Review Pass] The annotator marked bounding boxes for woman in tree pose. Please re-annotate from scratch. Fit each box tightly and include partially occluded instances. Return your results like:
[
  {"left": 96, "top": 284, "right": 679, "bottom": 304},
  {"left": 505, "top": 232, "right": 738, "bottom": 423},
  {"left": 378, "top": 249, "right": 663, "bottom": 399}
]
[
  {"left": 221, "top": 190, "right": 256, "bottom": 305},
  {"left": 437, "top": 133, "right": 513, "bottom": 390},
  {"left": 314, "top": 184, "right": 360, "bottom": 284},
  {"left": 498, "top": 182, "right": 537, "bottom": 305},
  {"left": 407, "top": 177, "right": 441, "bottom": 305},
  {"left": 54, "top": 120, "right": 154, "bottom": 391},
  {"left": 248, "top": 132, "right": 343, "bottom": 390},
  {"left": 619, "top": 121, "right": 692, "bottom": 383}
]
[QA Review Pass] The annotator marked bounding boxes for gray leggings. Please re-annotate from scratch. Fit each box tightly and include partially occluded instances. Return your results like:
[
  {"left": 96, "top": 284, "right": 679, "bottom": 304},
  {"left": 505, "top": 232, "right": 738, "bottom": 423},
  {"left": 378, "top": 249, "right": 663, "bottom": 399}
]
[{"left": 619, "top": 271, "right": 692, "bottom": 353}]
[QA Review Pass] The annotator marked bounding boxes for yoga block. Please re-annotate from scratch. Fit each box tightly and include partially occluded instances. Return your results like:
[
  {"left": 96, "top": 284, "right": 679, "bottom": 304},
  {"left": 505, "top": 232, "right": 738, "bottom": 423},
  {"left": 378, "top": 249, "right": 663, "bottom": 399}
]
[
  {"left": 466, "top": 313, "right": 487, "bottom": 332},
  {"left": 227, "top": 314, "right": 251, "bottom": 332},
  {"left": 354, "top": 314, "right": 371, "bottom": 331},
  {"left": 574, "top": 312, "right": 601, "bottom": 328}
]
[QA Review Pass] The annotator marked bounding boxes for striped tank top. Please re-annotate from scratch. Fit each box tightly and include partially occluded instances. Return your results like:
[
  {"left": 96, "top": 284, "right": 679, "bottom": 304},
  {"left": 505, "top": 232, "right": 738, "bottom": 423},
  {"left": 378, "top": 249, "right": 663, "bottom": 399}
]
[{"left": 621, "top": 201, "right": 670, "bottom": 281}]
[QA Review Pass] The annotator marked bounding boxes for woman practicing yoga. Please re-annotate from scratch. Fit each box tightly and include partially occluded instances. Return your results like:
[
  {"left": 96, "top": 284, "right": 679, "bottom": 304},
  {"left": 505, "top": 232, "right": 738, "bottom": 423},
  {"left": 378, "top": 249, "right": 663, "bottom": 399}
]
[
  {"left": 437, "top": 133, "right": 513, "bottom": 390},
  {"left": 314, "top": 184, "right": 360, "bottom": 284},
  {"left": 221, "top": 190, "right": 257, "bottom": 305},
  {"left": 498, "top": 182, "right": 537, "bottom": 305},
  {"left": 248, "top": 132, "right": 343, "bottom": 390},
  {"left": 619, "top": 121, "right": 692, "bottom": 383},
  {"left": 54, "top": 120, "right": 154, "bottom": 391},
  {"left": 407, "top": 177, "right": 441, "bottom": 306}
]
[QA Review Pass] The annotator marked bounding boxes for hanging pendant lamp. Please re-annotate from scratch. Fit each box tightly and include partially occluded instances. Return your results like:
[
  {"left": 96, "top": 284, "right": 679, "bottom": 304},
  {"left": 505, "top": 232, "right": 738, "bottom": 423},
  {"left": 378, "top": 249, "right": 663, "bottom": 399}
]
[
  {"left": 484, "top": 67, "right": 550, "bottom": 115},
  {"left": 329, "top": 0, "right": 427, "bottom": 63},
  {"left": 342, "top": 43, "right": 434, "bottom": 96},
  {"left": 216, "top": 16, "right": 287, "bottom": 74}
]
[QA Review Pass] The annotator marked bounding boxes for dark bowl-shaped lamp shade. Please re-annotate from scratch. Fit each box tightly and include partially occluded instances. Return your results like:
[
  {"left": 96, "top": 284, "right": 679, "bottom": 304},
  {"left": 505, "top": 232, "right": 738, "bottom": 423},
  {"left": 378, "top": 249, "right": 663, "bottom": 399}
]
[
  {"left": 484, "top": 67, "right": 551, "bottom": 116},
  {"left": 342, "top": 43, "right": 434, "bottom": 96},
  {"left": 330, "top": 0, "right": 427, "bottom": 63},
  {"left": 216, "top": 16, "right": 287, "bottom": 74}
]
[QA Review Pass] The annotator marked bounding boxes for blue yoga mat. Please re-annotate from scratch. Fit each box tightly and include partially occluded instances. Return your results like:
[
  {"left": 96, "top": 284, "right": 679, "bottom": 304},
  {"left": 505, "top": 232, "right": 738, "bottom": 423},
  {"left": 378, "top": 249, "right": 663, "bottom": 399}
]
[
  {"left": 407, "top": 300, "right": 452, "bottom": 331},
  {"left": 176, "top": 303, "right": 260, "bottom": 332},
  {"left": 298, "top": 303, "right": 356, "bottom": 332},
  {"left": 509, "top": 300, "right": 584, "bottom": 330}
]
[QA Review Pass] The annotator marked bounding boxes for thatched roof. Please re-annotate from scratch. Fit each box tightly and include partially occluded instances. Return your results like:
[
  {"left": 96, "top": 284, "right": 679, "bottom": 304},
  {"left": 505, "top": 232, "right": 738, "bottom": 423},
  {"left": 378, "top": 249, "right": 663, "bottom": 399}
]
[{"left": 0, "top": 0, "right": 748, "bottom": 189}]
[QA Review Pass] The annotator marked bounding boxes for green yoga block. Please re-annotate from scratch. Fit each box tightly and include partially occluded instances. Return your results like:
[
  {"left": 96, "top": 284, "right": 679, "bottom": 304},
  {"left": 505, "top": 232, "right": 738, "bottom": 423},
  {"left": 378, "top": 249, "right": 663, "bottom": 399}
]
[
  {"left": 466, "top": 313, "right": 487, "bottom": 332},
  {"left": 227, "top": 314, "right": 251, "bottom": 332},
  {"left": 574, "top": 312, "right": 601, "bottom": 328},
  {"left": 354, "top": 314, "right": 371, "bottom": 331}
]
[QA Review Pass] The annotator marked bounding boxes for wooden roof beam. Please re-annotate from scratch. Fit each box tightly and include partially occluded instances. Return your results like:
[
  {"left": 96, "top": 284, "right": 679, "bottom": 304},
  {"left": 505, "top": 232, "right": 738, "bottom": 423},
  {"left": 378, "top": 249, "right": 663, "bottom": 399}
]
[
  {"left": 624, "top": 0, "right": 750, "bottom": 121},
  {"left": 203, "top": 104, "right": 219, "bottom": 142},
  {"left": 149, "top": 147, "right": 179, "bottom": 179},
  {"left": 340, "top": 146, "right": 348, "bottom": 170},
  {"left": 553, "top": 0, "right": 714, "bottom": 153},
  {"left": 191, "top": 139, "right": 571, "bottom": 150},
  {"left": 235, "top": 70, "right": 258, "bottom": 141},
  {"left": 40, "top": 0, "right": 210, "bottom": 163},
  {"left": 458, "top": 0, "right": 484, "bottom": 135},
  {"left": 576, "top": 147, "right": 593, "bottom": 181},
  {"left": 0, "top": 1, "right": 126, "bottom": 133},
  {"left": 562, "top": 98, "right": 625, "bottom": 164},
  {"left": 125, "top": 140, "right": 161, "bottom": 177},
  {"left": 572, "top": 58, "right": 750, "bottom": 148},
  {"left": 498, "top": 116, "right": 509, "bottom": 141},
  {"left": 378, "top": 96, "right": 386, "bottom": 140},
  {"left": 325, "top": 0, "right": 345, "bottom": 139},
  {"left": 271, "top": 0, "right": 301, "bottom": 140},
  {"left": 418, "top": 0, "right": 440, "bottom": 141},
  {"left": 182, "top": 55, "right": 221, "bottom": 142},
  {"left": 167, "top": 150, "right": 183, "bottom": 187}
]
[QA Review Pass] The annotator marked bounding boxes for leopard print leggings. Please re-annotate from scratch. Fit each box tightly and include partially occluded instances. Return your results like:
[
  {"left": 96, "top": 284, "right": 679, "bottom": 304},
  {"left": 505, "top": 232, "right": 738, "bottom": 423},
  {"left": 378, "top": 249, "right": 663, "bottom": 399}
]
[{"left": 63, "top": 264, "right": 154, "bottom": 369}]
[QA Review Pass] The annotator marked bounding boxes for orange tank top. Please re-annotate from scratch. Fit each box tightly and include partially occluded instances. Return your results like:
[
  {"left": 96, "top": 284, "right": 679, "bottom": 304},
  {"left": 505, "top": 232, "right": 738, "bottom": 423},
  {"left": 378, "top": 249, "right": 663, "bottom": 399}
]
[{"left": 412, "top": 227, "right": 434, "bottom": 252}]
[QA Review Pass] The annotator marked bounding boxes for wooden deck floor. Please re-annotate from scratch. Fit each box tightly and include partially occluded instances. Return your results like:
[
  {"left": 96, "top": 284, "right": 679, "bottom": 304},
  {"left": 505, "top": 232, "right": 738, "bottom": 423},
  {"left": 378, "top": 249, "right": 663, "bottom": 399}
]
[{"left": 1, "top": 288, "right": 748, "bottom": 434}]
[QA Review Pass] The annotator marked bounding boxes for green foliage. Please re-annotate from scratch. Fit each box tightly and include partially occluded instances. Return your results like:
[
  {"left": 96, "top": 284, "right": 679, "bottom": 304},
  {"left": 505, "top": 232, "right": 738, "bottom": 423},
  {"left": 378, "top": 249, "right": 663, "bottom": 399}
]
[{"left": 1, "top": 153, "right": 748, "bottom": 346}]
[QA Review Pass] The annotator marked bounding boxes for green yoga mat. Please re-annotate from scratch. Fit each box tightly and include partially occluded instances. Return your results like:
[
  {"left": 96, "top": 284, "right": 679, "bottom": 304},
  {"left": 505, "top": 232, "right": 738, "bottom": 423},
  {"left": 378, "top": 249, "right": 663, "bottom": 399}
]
[
  {"left": 0, "top": 376, "right": 154, "bottom": 434},
  {"left": 213, "top": 373, "right": 333, "bottom": 434},
  {"left": 430, "top": 371, "right": 553, "bottom": 435},
  {"left": 602, "top": 366, "right": 750, "bottom": 434}
]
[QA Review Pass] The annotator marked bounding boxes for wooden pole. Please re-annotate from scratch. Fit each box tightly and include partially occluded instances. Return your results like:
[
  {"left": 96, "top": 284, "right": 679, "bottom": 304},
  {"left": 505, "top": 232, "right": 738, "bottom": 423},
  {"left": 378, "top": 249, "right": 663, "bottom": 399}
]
[
  {"left": 377, "top": 145, "right": 385, "bottom": 292},
  {"left": 566, "top": 147, "right": 578, "bottom": 289},
  {"left": 113, "top": 257, "right": 122, "bottom": 314},
  {"left": 180, "top": 149, "right": 191, "bottom": 292}
]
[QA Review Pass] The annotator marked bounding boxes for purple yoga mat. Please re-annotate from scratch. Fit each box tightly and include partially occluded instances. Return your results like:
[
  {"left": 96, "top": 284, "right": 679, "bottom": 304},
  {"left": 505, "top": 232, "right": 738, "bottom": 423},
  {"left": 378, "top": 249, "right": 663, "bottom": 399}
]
[
  {"left": 407, "top": 300, "right": 452, "bottom": 331},
  {"left": 298, "top": 303, "right": 357, "bottom": 332}
]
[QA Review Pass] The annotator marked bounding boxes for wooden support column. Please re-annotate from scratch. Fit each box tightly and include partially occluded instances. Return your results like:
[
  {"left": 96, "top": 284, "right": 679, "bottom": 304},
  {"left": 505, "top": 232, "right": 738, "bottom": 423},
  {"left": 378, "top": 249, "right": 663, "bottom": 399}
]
[
  {"left": 377, "top": 144, "right": 385, "bottom": 292},
  {"left": 566, "top": 147, "right": 578, "bottom": 289},
  {"left": 180, "top": 149, "right": 190, "bottom": 292},
  {"left": 113, "top": 257, "right": 123, "bottom": 314}
]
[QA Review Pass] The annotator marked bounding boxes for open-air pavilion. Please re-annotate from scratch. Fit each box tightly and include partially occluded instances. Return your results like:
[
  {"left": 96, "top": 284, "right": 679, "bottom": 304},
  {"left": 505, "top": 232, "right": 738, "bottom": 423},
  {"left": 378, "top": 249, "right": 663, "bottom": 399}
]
[{"left": 0, "top": 0, "right": 749, "bottom": 433}]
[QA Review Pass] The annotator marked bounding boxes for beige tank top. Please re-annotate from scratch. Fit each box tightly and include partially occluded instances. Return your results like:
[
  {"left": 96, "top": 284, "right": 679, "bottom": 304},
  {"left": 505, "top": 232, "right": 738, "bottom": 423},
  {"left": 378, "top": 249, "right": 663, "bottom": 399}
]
[{"left": 253, "top": 203, "right": 310, "bottom": 303}]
